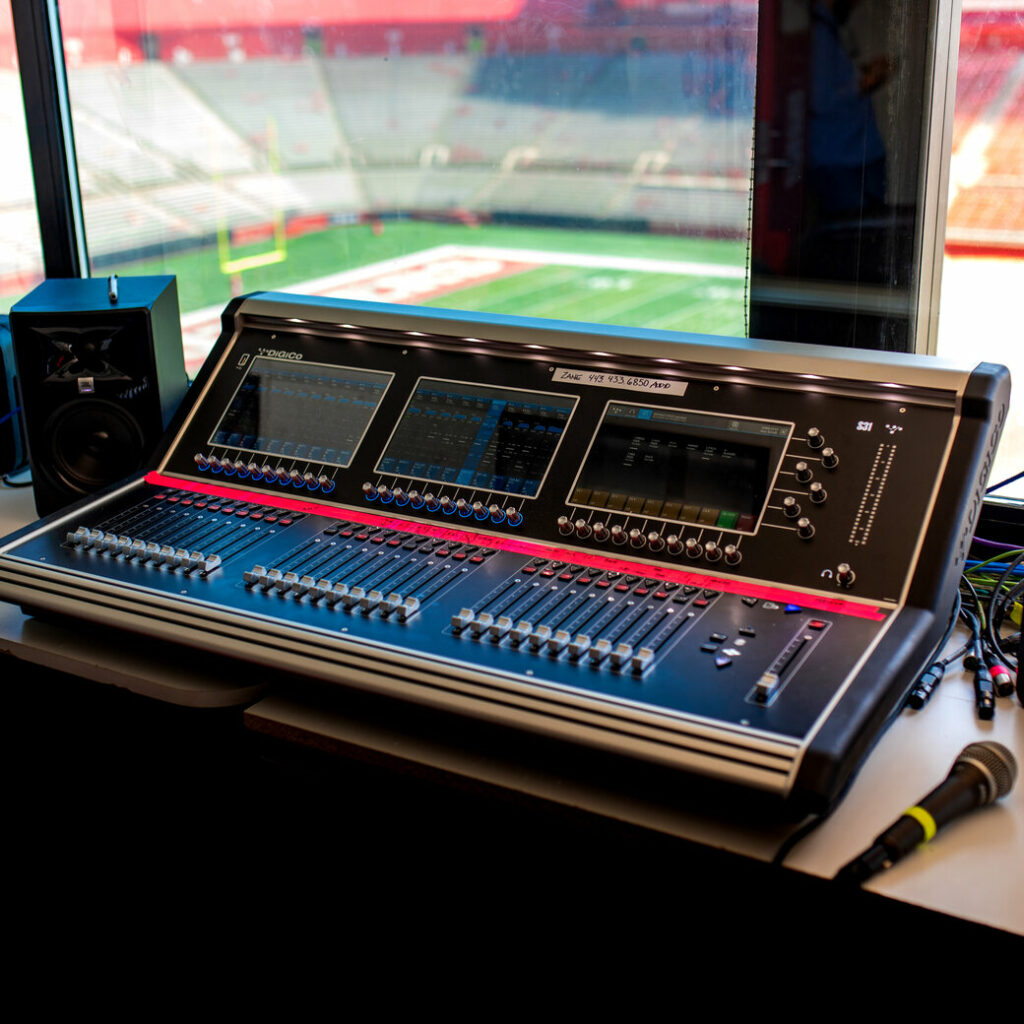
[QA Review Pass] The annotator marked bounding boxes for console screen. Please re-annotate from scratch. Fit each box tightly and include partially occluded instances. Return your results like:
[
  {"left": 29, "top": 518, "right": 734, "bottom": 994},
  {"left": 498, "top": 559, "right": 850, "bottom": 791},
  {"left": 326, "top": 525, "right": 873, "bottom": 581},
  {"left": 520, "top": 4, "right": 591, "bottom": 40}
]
[
  {"left": 209, "top": 357, "right": 393, "bottom": 468},
  {"left": 376, "top": 379, "right": 577, "bottom": 498},
  {"left": 569, "top": 402, "right": 792, "bottom": 533}
]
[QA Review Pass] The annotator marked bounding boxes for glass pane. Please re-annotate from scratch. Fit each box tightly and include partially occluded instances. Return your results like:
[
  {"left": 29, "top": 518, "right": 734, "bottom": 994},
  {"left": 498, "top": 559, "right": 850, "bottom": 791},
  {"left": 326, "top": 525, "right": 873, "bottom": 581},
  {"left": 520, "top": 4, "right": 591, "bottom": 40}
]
[
  {"left": 939, "top": 4, "right": 1024, "bottom": 498},
  {"left": 0, "top": 5, "right": 47, "bottom": 313},
  {"left": 58, "top": 1, "right": 756, "bottom": 372}
]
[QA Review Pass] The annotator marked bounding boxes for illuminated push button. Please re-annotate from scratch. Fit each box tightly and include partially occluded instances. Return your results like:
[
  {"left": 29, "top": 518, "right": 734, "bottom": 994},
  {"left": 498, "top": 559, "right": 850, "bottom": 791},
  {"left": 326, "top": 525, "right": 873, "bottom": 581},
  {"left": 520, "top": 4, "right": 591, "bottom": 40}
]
[
  {"left": 557, "top": 515, "right": 574, "bottom": 536},
  {"left": 796, "top": 517, "right": 815, "bottom": 540},
  {"left": 809, "top": 481, "right": 827, "bottom": 504},
  {"left": 628, "top": 528, "right": 645, "bottom": 550},
  {"left": 319, "top": 475, "right": 335, "bottom": 494},
  {"left": 609, "top": 643, "right": 633, "bottom": 669},
  {"left": 505, "top": 507, "right": 523, "bottom": 527},
  {"left": 489, "top": 504, "right": 505, "bottom": 524},
  {"left": 684, "top": 537, "right": 703, "bottom": 559},
  {"left": 569, "top": 633, "right": 591, "bottom": 658},
  {"left": 821, "top": 447, "right": 839, "bottom": 470},
  {"left": 724, "top": 544, "right": 742, "bottom": 566},
  {"left": 574, "top": 519, "right": 592, "bottom": 539},
  {"left": 490, "top": 615, "right": 513, "bottom": 640},
  {"left": 665, "top": 534, "right": 683, "bottom": 555},
  {"left": 528, "top": 625, "right": 552, "bottom": 650},
  {"left": 194, "top": 453, "right": 210, "bottom": 470},
  {"left": 836, "top": 563, "right": 856, "bottom": 588},
  {"left": 646, "top": 531, "right": 665, "bottom": 552},
  {"left": 592, "top": 522, "right": 609, "bottom": 542},
  {"left": 451, "top": 608, "right": 474, "bottom": 630},
  {"left": 547, "top": 630, "right": 572, "bottom": 654},
  {"left": 610, "top": 525, "right": 628, "bottom": 546},
  {"left": 806, "top": 427, "right": 824, "bottom": 449},
  {"left": 631, "top": 647, "right": 654, "bottom": 673},
  {"left": 589, "top": 638, "right": 612, "bottom": 665},
  {"left": 782, "top": 496, "right": 801, "bottom": 519},
  {"left": 704, "top": 541, "right": 722, "bottom": 563},
  {"left": 510, "top": 620, "right": 533, "bottom": 644},
  {"left": 794, "top": 461, "right": 813, "bottom": 484}
]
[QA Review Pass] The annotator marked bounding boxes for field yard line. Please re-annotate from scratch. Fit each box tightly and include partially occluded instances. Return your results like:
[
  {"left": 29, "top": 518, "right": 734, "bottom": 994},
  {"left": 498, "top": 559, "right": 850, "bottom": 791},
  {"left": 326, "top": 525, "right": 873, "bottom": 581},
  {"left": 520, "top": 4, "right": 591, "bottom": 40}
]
[{"left": 446, "top": 244, "right": 746, "bottom": 279}]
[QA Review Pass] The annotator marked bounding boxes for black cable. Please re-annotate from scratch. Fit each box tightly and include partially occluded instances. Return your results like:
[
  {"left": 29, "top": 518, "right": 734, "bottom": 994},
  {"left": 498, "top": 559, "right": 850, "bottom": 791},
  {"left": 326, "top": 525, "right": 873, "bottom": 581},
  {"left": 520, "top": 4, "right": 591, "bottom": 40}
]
[{"left": 986, "top": 552, "right": 1023, "bottom": 669}]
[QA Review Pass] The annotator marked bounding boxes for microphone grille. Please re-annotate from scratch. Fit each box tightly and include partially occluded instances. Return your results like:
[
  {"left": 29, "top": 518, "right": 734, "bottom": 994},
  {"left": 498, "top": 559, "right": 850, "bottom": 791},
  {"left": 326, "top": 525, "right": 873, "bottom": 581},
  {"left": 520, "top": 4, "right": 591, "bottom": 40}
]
[{"left": 957, "top": 741, "right": 1018, "bottom": 800}]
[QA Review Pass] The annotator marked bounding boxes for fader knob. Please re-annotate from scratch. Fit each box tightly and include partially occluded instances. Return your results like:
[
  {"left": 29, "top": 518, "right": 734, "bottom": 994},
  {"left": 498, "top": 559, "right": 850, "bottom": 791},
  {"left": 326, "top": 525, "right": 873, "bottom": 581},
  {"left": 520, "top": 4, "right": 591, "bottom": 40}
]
[
  {"left": 821, "top": 447, "right": 839, "bottom": 470},
  {"left": 646, "top": 532, "right": 665, "bottom": 552},
  {"left": 795, "top": 461, "right": 813, "bottom": 484},
  {"left": 809, "top": 482, "right": 827, "bottom": 504},
  {"left": 557, "top": 515, "right": 574, "bottom": 536},
  {"left": 704, "top": 541, "right": 722, "bottom": 562},
  {"left": 574, "top": 519, "right": 592, "bottom": 539},
  {"left": 684, "top": 537, "right": 703, "bottom": 559},
  {"left": 806, "top": 427, "right": 824, "bottom": 449},
  {"left": 836, "top": 563, "right": 856, "bottom": 588},
  {"left": 592, "top": 522, "right": 609, "bottom": 542},
  {"left": 796, "top": 516, "right": 815, "bottom": 539},
  {"left": 782, "top": 496, "right": 801, "bottom": 519},
  {"left": 610, "top": 525, "right": 628, "bottom": 546},
  {"left": 628, "top": 528, "right": 646, "bottom": 549}
]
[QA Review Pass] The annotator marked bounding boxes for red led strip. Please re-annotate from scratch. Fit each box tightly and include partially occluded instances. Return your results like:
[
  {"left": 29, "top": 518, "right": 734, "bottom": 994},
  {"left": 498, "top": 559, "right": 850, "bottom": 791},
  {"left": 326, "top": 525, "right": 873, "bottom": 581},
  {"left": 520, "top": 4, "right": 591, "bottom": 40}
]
[{"left": 145, "top": 472, "right": 887, "bottom": 621}]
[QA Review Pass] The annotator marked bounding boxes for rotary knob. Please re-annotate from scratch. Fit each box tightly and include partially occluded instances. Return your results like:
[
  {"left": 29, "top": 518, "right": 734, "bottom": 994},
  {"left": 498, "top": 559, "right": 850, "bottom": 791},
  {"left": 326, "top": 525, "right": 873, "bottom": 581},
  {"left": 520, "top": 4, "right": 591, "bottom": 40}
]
[
  {"left": 319, "top": 475, "right": 335, "bottom": 494},
  {"left": 628, "top": 528, "right": 646, "bottom": 549},
  {"left": 646, "top": 531, "right": 665, "bottom": 552},
  {"left": 425, "top": 493, "right": 440, "bottom": 512},
  {"left": 393, "top": 487, "right": 409, "bottom": 506},
  {"left": 472, "top": 501, "right": 489, "bottom": 521},
  {"left": 286, "top": 469, "right": 302, "bottom": 487},
  {"left": 836, "top": 563, "right": 856, "bottom": 588},
  {"left": 809, "top": 481, "right": 827, "bottom": 504},
  {"left": 610, "top": 524, "right": 628, "bottom": 546},
  {"left": 684, "top": 537, "right": 703, "bottom": 559},
  {"left": 455, "top": 498, "right": 472, "bottom": 518},
  {"left": 489, "top": 504, "right": 505, "bottom": 524},
  {"left": 275, "top": 466, "right": 289, "bottom": 485},
  {"left": 232, "top": 460, "right": 248, "bottom": 477},
  {"left": 665, "top": 534, "right": 683, "bottom": 555},
  {"left": 505, "top": 507, "right": 522, "bottom": 527},
  {"left": 795, "top": 461, "right": 813, "bottom": 484},
  {"left": 796, "top": 516, "right": 815, "bottom": 539},
  {"left": 782, "top": 496, "right": 801, "bottom": 519},
  {"left": 247, "top": 462, "right": 261, "bottom": 479},
  {"left": 408, "top": 489, "right": 424, "bottom": 509},
  {"left": 439, "top": 496, "right": 456, "bottom": 514},
  {"left": 592, "top": 522, "right": 609, "bottom": 542},
  {"left": 575, "top": 519, "right": 592, "bottom": 539},
  {"left": 821, "top": 447, "right": 839, "bottom": 470},
  {"left": 376, "top": 483, "right": 394, "bottom": 503},
  {"left": 704, "top": 540, "right": 722, "bottom": 562},
  {"left": 303, "top": 471, "right": 318, "bottom": 489},
  {"left": 557, "top": 515, "right": 574, "bottom": 536},
  {"left": 724, "top": 544, "right": 742, "bottom": 566},
  {"left": 194, "top": 453, "right": 210, "bottom": 470},
  {"left": 806, "top": 427, "right": 824, "bottom": 449}
]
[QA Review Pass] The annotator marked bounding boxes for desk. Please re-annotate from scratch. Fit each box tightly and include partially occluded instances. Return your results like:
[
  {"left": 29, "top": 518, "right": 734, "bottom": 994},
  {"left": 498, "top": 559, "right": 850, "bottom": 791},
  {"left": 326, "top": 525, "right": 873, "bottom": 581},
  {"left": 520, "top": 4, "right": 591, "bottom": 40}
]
[{"left": 2, "top": 482, "right": 1021, "bottom": 938}]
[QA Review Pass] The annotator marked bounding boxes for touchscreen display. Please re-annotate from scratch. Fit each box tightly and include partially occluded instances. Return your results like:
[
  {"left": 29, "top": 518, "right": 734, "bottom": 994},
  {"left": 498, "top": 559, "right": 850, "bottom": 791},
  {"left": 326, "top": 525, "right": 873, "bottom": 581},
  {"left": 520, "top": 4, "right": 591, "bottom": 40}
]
[
  {"left": 569, "top": 402, "right": 792, "bottom": 533},
  {"left": 209, "top": 357, "right": 393, "bottom": 468},
  {"left": 376, "top": 379, "right": 577, "bottom": 498}
]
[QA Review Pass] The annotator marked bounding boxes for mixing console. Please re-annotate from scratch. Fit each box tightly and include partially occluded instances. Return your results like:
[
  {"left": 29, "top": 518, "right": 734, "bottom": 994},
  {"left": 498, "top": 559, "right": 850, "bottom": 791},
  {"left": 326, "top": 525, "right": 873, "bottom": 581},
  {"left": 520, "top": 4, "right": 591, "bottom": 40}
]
[{"left": 0, "top": 294, "right": 1009, "bottom": 808}]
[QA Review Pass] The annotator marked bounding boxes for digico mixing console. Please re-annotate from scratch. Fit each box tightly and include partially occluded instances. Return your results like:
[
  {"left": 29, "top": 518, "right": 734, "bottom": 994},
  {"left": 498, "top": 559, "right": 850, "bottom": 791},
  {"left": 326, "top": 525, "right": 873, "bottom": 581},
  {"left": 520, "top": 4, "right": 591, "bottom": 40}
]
[{"left": 0, "top": 294, "right": 1010, "bottom": 809}]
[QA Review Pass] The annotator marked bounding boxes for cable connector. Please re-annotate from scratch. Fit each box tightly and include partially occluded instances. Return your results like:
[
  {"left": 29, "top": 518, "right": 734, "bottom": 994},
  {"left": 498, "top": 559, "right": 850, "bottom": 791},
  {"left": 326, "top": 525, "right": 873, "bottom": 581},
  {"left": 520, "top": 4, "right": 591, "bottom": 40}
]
[
  {"left": 973, "top": 663, "right": 996, "bottom": 720},
  {"left": 907, "top": 662, "right": 945, "bottom": 709},
  {"left": 986, "top": 657, "right": 1014, "bottom": 698}
]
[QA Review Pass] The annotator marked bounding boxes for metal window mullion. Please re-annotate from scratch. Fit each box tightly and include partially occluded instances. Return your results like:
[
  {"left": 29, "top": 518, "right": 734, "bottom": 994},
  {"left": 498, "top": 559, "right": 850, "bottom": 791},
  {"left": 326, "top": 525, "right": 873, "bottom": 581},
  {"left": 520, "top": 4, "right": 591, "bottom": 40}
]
[{"left": 12, "top": 0, "right": 89, "bottom": 278}]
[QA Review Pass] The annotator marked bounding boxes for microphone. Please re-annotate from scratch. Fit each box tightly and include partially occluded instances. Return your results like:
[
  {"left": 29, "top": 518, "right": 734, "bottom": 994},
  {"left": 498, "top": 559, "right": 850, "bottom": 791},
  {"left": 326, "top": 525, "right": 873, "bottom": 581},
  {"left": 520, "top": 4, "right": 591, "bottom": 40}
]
[{"left": 837, "top": 741, "right": 1017, "bottom": 885}]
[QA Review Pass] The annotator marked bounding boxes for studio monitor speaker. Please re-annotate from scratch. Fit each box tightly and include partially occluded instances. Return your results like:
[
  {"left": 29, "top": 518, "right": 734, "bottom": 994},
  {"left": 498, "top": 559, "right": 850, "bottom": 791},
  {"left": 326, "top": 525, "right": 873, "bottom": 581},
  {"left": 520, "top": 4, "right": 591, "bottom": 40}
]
[{"left": 10, "top": 276, "right": 187, "bottom": 516}]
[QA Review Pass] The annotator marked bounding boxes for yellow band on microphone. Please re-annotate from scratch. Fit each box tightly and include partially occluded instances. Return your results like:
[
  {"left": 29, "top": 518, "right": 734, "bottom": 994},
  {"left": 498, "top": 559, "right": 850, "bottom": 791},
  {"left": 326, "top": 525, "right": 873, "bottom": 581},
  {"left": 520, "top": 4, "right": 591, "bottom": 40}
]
[{"left": 904, "top": 805, "right": 938, "bottom": 843}]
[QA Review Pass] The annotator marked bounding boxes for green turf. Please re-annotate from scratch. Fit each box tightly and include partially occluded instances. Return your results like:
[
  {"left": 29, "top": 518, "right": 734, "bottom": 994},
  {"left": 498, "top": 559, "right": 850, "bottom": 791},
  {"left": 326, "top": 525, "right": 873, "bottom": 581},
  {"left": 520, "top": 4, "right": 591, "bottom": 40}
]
[{"left": 6, "top": 220, "right": 748, "bottom": 334}]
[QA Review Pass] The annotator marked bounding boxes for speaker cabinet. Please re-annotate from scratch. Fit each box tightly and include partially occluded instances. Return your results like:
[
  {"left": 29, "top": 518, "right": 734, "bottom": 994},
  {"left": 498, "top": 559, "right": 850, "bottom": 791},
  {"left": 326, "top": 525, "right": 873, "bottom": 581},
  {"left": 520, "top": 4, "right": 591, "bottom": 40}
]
[{"left": 10, "top": 276, "right": 187, "bottom": 516}]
